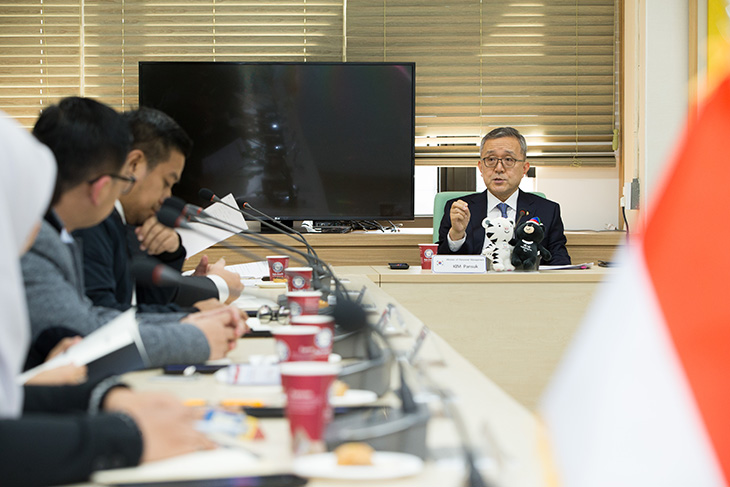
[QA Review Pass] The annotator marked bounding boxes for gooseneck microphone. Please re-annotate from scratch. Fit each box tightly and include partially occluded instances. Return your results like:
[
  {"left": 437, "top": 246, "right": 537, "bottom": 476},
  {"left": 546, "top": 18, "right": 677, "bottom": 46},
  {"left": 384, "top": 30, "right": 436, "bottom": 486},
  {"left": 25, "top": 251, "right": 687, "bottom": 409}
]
[
  {"left": 198, "top": 188, "right": 319, "bottom": 260},
  {"left": 157, "top": 197, "right": 345, "bottom": 300},
  {"left": 334, "top": 298, "right": 418, "bottom": 414},
  {"left": 131, "top": 255, "right": 215, "bottom": 297}
]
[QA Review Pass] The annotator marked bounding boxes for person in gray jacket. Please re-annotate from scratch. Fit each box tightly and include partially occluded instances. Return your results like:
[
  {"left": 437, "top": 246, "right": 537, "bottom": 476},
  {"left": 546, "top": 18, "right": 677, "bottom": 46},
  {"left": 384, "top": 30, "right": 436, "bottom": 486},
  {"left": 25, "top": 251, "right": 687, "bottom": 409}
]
[
  {"left": 0, "top": 110, "right": 216, "bottom": 486},
  {"left": 21, "top": 97, "right": 246, "bottom": 368}
]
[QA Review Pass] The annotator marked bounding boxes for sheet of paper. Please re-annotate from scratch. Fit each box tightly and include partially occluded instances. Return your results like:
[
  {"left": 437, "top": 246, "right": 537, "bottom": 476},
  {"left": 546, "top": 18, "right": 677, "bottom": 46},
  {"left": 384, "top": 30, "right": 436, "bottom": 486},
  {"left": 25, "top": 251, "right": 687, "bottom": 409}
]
[
  {"left": 178, "top": 193, "right": 248, "bottom": 257},
  {"left": 225, "top": 261, "right": 269, "bottom": 279},
  {"left": 18, "top": 309, "right": 145, "bottom": 384},
  {"left": 92, "top": 448, "right": 259, "bottom": 484}
]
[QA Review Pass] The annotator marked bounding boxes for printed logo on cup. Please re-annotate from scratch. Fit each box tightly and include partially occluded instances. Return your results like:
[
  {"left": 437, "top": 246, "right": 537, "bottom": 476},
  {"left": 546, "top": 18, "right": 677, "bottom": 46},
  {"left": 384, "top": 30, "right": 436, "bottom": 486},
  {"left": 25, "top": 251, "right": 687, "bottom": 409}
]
[
  {"left": 424, "top": 249, "right": 434, "bottom": 259},
  {"left": 290, "top": 301, "right": 303, "bottom": 317},
  {"left": 272, "top": 261, "right": 285, "bottom": 273},
  {"left": 314, "top": 328, "right": 333, "bottom": 349},
  {"left": 292, "top": 275, "right": 306, "bottom": 289},
  {"left": 276, "top": 341, "right": 291, "bottom": 362}
]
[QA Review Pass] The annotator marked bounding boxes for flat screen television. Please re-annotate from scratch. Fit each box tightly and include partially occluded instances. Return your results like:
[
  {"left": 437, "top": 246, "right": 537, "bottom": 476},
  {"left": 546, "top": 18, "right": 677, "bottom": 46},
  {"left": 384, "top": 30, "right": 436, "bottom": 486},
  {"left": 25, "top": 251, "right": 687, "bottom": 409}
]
[{"left": 138, "top": 61, "right": 415, "bottom": 223}]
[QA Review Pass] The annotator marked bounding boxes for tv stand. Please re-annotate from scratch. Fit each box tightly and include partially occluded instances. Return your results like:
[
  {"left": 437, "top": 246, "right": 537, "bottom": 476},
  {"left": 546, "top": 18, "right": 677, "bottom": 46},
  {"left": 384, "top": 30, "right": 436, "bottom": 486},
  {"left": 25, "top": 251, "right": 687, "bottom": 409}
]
[
  {"left": 259, "top": 219, "right": 295, "bottom": 234},
  {"left": 310, "top": 221, "right": 353, "bottom": 234}
]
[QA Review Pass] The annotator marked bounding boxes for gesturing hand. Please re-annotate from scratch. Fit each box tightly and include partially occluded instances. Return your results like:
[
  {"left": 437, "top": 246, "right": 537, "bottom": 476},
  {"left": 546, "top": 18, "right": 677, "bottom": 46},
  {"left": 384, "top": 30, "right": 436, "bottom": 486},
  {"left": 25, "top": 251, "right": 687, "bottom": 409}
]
[
  {"left": 182, "top": 306, "right": 246, "bottom": 359},
  {"left": 104, "top": 389, "right": 215, "bottom": 463},
  {"left": 136, "top": 216, "right": 181, "bottom": 255},
  {"left": 448, "top": 199, "right": 471, "bottom": 241}
]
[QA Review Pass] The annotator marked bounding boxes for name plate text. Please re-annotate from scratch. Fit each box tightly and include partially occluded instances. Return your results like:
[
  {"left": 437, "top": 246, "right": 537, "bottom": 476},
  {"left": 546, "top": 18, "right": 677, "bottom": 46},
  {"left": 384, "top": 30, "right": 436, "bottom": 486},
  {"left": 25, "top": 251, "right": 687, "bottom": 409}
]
[{"left": 432, "top": 255, "right": 487, "bottom": 274}]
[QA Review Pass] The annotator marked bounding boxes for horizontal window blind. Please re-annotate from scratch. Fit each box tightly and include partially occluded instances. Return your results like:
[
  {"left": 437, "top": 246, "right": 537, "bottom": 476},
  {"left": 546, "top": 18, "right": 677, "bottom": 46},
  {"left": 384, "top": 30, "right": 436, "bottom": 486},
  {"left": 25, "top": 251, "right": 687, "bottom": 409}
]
[
  {"left": 346, "top": 0, "right": 617, "bottom": 166},
  {"left": 82, "top": 0, "right": 345, "bottom": 109},
  {"left": 0, "top": 1, "right": 81, "bottom": 127},
  {"left": 0, "top": 0, "right": 617, "bottom": 167}
]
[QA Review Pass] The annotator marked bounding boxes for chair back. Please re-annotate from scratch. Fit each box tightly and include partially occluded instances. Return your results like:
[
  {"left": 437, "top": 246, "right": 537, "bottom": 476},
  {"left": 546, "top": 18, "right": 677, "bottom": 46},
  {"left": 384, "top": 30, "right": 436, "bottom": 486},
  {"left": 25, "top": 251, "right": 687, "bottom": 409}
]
[{"left": 432, "top": 191, "right": 473, "bottom": 243}]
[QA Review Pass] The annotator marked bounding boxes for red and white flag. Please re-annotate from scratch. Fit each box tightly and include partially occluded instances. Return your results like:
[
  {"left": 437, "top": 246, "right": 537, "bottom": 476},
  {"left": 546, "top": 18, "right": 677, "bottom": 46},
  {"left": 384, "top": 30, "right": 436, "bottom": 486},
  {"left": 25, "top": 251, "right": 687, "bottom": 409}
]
[{"left": 540, "top": 77, "right": 730, "bottom": 486}]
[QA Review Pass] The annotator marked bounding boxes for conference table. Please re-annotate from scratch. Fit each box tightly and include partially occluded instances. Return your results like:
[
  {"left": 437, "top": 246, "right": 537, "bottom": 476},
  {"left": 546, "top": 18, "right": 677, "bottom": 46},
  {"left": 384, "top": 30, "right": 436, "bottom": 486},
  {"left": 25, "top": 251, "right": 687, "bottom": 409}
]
[
  {"left": 368, "top": 265, "right": 611, "bottom": 409},
  {"left": 74, "top": 273, "right": 547, "bottom": 487}
]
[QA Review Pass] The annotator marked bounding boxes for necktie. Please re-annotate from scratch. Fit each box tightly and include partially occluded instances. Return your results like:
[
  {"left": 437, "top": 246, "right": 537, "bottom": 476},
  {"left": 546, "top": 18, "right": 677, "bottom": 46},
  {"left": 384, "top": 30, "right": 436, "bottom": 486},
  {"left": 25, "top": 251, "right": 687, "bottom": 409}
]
[{"left": 497, "top": 202, "right": 509, "bottom": 218}]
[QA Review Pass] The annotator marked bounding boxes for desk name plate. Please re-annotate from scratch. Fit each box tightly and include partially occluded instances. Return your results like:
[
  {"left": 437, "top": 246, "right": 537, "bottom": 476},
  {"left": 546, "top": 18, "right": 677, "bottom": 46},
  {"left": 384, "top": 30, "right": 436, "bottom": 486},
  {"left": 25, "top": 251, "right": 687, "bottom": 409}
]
[{"left": 432, "top": 255, "right": 487, "bottom": 274}]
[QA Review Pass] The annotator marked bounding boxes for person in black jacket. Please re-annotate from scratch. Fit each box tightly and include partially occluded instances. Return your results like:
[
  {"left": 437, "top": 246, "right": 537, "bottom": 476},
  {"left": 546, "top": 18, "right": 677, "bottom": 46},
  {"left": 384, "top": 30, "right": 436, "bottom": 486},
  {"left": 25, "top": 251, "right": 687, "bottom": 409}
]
[
  {"left": 437, "top": 127, "right": 570, "bottom": 265},
  {"left": 74, "top": 107, "right": 243, "bottom": 313},
  {"left": 0, "top": 108, "right": 214, "bottom": 486}
]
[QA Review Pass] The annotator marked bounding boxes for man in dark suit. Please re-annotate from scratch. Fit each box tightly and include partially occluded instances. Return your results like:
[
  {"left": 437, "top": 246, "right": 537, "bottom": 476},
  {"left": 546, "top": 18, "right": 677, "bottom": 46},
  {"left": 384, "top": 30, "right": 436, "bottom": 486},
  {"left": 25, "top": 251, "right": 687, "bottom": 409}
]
[
  {"left": 74, "top": 107, "right": 243, "bottom": 313},
  {"left": 437, "top": 127, "right": 570, "bottom": 265}
]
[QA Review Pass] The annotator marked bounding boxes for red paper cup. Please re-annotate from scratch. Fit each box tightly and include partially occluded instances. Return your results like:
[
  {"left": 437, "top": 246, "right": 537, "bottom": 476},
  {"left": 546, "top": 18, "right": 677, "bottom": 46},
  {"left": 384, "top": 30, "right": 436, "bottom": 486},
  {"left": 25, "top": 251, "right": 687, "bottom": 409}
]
[
  {"left": 418, "top": 243, "right": 438, "bottom": 270},
  {"left": 290, "top": 315, "right": 335, "bottom": 360},
  {"left": 272, "top": 325, "right": 322, "bottom": 362},
  {"left": 280, "top": 361, "right": 341, "bottom": 455},
  {"left": 285, "top": 266, "right": 313, "bottom": 291},
  {"left": 287, "top": 291, "right": 322, "bottom": 317},
  {"left": 266, "top": 255, "right": 289, "bottom": 281}
]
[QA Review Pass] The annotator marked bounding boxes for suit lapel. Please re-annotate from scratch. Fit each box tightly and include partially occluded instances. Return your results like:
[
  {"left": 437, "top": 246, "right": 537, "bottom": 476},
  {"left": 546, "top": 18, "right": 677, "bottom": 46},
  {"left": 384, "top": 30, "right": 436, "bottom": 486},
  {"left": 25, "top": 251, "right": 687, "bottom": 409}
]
[
  {"left": 516, "top": 190, "right": 536, "bottom": 227},
  {"left": 469, "top": 191, "right": 489, "bottom": 254}
]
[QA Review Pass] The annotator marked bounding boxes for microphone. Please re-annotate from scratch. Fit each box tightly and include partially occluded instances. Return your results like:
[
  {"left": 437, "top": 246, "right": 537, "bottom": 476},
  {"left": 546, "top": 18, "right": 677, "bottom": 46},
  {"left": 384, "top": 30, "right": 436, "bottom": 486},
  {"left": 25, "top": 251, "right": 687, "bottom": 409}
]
[
  {"left": 515, "top": 209, "right": 530, "bottom": 228},
  {"left": 325, "top": 298, "right": 429, "bottom": 459},
  {"left": 331, "top": 297, "right": 488, "bottom": 486},
  {"left": 130, "top": 256, "right": 215, "bottom": 297},
  {"left": 157, "top": 197, "right": 344, "bottom": 300},
  {"left": 161, "top": 197, "right": 430, "bottom": 458},
  {"left": 198, "top": 188, "right": 319, "bottom": 261},
  {"left": 334, "top": 299, "right": 418, "bottom": 413}
]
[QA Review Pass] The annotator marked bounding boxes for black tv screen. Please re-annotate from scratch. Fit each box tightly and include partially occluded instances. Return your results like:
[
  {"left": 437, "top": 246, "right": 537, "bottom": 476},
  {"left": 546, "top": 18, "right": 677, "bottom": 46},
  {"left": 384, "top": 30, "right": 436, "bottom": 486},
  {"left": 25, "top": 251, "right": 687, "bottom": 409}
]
[{"left": 138, "top": 61, "right": 415, "bottom": 222}]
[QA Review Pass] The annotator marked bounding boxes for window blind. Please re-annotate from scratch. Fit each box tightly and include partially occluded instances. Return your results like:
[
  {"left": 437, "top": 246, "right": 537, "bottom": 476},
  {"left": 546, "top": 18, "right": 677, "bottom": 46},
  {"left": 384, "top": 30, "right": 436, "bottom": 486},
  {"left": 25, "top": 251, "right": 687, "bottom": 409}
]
[
  {"left": 82, "top": 0, "right": 345, "bottom": 108},
  {"left": 346, "top": 0, "right": 617, "bottom": 166},
  {"left": 0, "top": 0, "right": 617, "bottom": 166},
  {"left": 0, "top": 0, "right": 81, "bottom": 127}
]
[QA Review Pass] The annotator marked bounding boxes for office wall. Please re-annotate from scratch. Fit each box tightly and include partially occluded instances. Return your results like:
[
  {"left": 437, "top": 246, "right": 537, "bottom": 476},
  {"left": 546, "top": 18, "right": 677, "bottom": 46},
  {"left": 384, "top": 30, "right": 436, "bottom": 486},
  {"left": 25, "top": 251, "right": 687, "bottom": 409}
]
[
  {"left": 645, "top": 0, "right": 690, "bottom": 202},
  {"left": 621, "top": 0, "right": 690, "bottom": 230},
  {"left": 536, "top": 166, "right": 620, "bottom": 231}
]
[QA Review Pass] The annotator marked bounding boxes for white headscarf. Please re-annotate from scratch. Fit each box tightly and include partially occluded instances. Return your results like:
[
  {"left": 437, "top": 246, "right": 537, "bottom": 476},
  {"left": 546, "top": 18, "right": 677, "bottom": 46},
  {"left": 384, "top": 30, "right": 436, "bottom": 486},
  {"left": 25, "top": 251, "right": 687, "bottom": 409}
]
[{"left": 0, "top": 112, "right": 56, "bottom": 418}]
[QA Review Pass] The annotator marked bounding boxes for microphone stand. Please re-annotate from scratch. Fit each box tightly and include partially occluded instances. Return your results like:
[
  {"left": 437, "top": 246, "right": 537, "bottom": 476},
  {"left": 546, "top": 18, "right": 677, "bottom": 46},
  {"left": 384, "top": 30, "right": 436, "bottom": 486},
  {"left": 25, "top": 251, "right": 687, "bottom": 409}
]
[
  {"left": 158, "top": 204, "right": 349, "bottom": 303},
  {"left": 199, "top": 189, "right": 320, "bottom": 261},
  {"left": 416, "top": 369, "right": 492, "bottom": 487}
]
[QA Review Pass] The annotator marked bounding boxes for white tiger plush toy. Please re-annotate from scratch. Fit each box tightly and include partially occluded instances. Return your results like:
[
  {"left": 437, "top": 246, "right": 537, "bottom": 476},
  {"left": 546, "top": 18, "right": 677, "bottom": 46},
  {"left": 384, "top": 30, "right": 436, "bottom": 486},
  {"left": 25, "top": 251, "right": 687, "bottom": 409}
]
[{"left": 481, "top": 217, "right": 515, "bottom": 272}]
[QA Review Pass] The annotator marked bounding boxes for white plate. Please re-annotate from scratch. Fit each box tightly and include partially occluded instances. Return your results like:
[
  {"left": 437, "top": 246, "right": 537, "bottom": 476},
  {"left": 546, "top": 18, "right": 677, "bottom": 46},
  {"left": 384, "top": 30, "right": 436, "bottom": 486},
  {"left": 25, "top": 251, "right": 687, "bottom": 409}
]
[
  {"left": 330, "top": 389, "right": 378, "bottom": 406},
  {"left": 292, "top": 451, "right": 423, "bottom": 480},
  {"left": 257, "top": 280, "right": 287, "bottom": 289},
  {"left": 247, "top": 354, "right": 342, "bottom": 366}
]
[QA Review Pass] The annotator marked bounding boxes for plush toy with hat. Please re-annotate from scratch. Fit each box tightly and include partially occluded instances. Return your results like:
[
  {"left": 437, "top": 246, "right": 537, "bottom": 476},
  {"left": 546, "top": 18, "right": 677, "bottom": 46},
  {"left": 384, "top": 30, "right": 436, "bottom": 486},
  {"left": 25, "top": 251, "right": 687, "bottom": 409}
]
[
  {"left": 510, "top": 217, "right": 552, "bottom": 271},
  {"left": 481, "top": 217, "right": 515, "bottom": 271}
]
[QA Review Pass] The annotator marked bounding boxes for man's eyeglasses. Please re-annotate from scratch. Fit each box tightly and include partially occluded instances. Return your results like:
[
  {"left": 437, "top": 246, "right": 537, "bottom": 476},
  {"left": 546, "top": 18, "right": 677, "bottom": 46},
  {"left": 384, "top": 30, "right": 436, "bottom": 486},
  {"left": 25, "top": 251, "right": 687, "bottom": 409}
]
[
  {"left": 89, "top": 173, "right": 137, "bottom": 195},
  {"left": 480, "top": 156, "right": 524, "bottom": 169}
]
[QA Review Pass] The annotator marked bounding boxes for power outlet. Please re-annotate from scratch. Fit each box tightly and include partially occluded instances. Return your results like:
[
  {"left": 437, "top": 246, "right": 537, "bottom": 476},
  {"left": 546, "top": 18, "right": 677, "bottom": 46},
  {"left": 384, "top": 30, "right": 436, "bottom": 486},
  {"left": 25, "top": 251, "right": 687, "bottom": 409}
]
[{"left": 623, "top": 179, "right": 640, "bottom": 210}]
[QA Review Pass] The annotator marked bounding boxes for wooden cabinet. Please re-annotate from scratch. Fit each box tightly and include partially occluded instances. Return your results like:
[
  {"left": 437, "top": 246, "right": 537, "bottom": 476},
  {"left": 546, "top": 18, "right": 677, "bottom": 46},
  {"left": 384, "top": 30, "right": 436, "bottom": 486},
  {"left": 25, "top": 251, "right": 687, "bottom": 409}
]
[{"left": 182, "top": 229, "right": 624, "bottom": 270}]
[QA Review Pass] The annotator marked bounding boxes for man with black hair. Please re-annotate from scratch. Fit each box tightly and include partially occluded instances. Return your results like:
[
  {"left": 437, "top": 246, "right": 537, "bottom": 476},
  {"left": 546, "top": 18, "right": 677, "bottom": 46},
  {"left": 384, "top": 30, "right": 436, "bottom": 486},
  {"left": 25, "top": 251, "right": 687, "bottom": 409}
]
[
  {"left": 21, "top": 97, "right": 245, "bottom": 368},
  {"left": 74, "top": 106, "right": 243, "bottom": 313},
  {"left": 437, "top": 126, "right": 571, "bottom": 265},
  {"left": 0, "top": 110, "right": 216, "bottom": 486}
]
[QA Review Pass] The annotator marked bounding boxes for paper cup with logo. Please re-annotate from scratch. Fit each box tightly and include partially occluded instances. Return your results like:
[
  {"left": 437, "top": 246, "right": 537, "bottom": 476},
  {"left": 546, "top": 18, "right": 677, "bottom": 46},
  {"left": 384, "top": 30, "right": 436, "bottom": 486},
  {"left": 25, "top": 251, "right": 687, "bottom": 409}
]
[
  {"left": 280, "top": 361, "right": 341, "bottom": 455},
  {"left": 290, "top": 315, "right": 335, "bottom": 361},
  {"left": 272, "top": 325, "right": 321, "bottom": 362},
  {"left": 418, "top": 243, "right": 438, "bottom": 270},
  {"left": 287, "top": 290, "right": 322, "bottom": 317},
  {"left": 285, "top": 266, "right": 313, "bottom": 292},
  {"left": 266, "top": 255, "right": 289, "bottom": 281}
]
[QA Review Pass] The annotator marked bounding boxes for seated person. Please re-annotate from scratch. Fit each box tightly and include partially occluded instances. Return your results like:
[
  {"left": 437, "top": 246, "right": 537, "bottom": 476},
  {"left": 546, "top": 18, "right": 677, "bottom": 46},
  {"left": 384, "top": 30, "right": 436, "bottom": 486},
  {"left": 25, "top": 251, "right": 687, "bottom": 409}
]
[
  {"left": 0, "top": 111, "right": 215, "bottom": 486},
  {"left": 437, "top": 127, "right": 571, "bottom": 265},
  {"left": 22, "top": 97, "right": 246, "bottom": 368},
  {"left": 73, "top": 106, "right": 243, "bottom": 313}
]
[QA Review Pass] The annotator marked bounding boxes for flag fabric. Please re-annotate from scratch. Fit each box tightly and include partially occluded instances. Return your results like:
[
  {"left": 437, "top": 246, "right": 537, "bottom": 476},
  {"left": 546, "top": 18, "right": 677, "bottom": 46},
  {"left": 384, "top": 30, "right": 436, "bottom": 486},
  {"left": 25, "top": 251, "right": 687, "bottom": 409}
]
[{"left": 539, "top": 76, "right": 730, "bottom": 486}]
